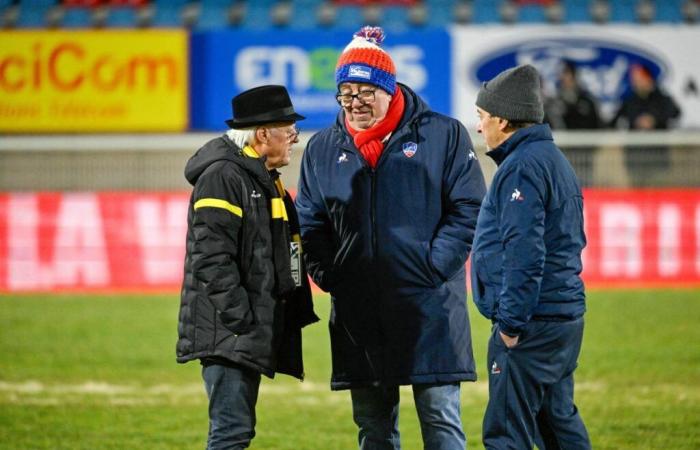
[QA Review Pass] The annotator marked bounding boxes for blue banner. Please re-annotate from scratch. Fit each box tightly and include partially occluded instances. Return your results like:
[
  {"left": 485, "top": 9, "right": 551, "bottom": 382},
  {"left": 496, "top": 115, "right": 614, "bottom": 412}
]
[{"left": 190, "top": 29, "right": 451, "bottom": 131}]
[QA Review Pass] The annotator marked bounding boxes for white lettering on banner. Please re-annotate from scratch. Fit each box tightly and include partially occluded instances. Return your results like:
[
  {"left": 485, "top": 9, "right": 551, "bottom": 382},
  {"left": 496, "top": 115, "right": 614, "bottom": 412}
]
[
  {"left": 8, "top": 194, "right": 42, "bottom": 289},
  {"left": 235, "top": 47, "right": 310, "bottom": 90},
  {"left": 234, "top": 45, "right": 427, "bottom": 92},
  {"left": 135, "top": 198, "right": 188, "bottom": 284},
  {"left": 52, "top": 194, "right": 109, "bottom": 286},
  {"left": 7, "top": 193, "right": 108, "bottom": 289},
  {"left": 600, "top": 204, "right": 642, "bottom": 277},
  {"left": 391, "top": 46, "right": 427, "bottom": 91},
  {"left": 658, "top": 204, "right": 681, "bottom": 277}
]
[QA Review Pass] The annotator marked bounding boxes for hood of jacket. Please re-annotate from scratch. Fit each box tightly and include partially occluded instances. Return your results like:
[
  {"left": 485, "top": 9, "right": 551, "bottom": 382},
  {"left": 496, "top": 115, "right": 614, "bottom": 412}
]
[{"left": 184, "top": 135, "right": 276, "bottom": 197}]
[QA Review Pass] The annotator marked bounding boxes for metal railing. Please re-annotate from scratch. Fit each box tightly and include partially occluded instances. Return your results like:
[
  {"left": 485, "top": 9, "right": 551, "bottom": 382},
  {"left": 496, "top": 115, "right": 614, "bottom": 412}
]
[{"left": 1, "top": 130, "right": 699, "bottom": 191}]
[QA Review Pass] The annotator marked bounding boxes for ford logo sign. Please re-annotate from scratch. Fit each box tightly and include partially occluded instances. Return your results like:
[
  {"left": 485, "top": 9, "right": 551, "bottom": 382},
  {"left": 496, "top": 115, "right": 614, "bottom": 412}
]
[{"left": 471, "top": 38, "right": 668, "bottom": 115}]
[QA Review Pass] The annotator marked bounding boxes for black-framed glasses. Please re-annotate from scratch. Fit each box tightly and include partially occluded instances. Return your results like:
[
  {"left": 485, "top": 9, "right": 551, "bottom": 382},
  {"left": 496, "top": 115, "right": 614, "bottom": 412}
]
[{"left": 336, "top": 90, "right": 376, "bottom": 107}]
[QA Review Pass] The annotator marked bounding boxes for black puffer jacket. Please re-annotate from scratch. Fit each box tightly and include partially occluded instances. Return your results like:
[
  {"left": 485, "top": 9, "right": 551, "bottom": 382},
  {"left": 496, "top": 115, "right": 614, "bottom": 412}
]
[{"left": 176, "top": 135, "right": 318, "bottom": 379}]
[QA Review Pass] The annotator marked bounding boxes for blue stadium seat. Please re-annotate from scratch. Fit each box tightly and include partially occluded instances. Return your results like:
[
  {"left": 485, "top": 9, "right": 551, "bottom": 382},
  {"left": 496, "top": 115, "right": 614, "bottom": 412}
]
[
  {"left": 152, "top": 0, "right": 189, "bottom": 27},
  {"left": 196, "top": 4, "right": 229, "bottom": 29},
  {"left": 241, "top": 2, "right": 272, "bottom": 30},
  {"left": 106, "top": 7, "right": 138, "bottom": 27},
  {"left": 288, "top": 1, "right": 319, "bottom": 30},
  {"left": 609, "top": 0, "right": 638, "bottom": 22},
  {"left": 518, "top": 4, "right": 547, "bottom": 23},
  {"left": 382, "top": 5, "right": 410, "bottom": 32},
  {"left": 472, "top": 0, "right": 504, "bottom": 23},
  {"left": 333, "top": 5, "right": 363, "bottom": 31},
  {"left": 425, "top": 2, "right": 453, "bottom": 28},
  {"left": 654, "top": 0, "right": 683, "bottom": 22},
  {"left": 563, "top": 0, "right": 591, "bottom": 23},
  {"left": 16, "top": 0, "right": 56, "bottom": 28},
  {"left": 62, "top": 7, "right": 93, "bottom": 27}
]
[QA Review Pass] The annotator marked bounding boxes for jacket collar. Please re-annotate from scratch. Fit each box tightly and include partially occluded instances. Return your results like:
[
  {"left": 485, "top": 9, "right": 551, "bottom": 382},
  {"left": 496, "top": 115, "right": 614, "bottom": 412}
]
[
  {"left": 333, "top": 83, "right": 428, "bottom": 152},
  {"left": 486, "top": 123, "right": 553, "bottom": 166}
]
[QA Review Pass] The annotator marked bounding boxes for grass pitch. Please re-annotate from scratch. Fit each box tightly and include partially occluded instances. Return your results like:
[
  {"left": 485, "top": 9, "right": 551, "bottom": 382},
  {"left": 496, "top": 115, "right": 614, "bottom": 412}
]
[{"left": 1, "top": 289, "right": 699, "bottom": 449}]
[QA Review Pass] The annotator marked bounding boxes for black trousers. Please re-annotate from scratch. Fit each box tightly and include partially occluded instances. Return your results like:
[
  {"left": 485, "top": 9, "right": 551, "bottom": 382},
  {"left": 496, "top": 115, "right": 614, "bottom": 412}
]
[{"left": 483, "top": 318, "right": 591, "bottom": 450}]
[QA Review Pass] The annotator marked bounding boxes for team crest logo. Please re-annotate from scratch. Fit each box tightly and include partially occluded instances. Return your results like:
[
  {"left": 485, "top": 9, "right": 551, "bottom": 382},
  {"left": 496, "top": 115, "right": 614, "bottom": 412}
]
[
  {"left": 402, "top": 142, "right": 418, "bottom": 158},
  {"left": 491, "top": 361, "right": 501, "bottom": 375}
]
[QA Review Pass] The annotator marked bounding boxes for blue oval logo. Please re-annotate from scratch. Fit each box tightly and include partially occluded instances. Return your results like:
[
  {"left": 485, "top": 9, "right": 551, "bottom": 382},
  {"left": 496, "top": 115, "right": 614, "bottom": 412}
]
[{"left": 470, "top": 38, "right": 668, "bottom": 116}]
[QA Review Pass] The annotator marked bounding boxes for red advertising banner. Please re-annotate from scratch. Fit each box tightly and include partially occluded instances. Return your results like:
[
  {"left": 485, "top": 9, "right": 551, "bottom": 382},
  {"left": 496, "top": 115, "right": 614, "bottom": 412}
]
[{"left": 0, "top": 189, "right": 699, "bottom": 292}]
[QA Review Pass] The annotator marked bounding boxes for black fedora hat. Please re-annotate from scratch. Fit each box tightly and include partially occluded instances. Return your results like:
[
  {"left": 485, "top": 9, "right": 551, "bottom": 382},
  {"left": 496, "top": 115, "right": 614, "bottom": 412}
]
[{"left": 225, "top": 85, "right": 305, "bottom": 128}]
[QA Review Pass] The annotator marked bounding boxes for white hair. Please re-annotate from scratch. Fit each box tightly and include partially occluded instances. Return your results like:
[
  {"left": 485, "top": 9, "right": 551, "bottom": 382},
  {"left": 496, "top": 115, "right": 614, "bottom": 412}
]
[{"left": 226, "top": 127, "right": 258, "bottom": 150}]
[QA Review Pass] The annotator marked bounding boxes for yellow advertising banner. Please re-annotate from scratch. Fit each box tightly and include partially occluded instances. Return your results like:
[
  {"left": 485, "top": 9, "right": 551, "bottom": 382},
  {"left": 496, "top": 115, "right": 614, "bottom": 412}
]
[{"left": 0, "top": 30, "right": 188, "bottom": 132}]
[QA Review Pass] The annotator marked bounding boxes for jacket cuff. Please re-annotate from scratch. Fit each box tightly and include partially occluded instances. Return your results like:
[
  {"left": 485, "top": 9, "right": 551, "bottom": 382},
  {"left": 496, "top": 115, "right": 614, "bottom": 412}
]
[{"left": 498, "top": 323, "right": 521, "bottom": 338}]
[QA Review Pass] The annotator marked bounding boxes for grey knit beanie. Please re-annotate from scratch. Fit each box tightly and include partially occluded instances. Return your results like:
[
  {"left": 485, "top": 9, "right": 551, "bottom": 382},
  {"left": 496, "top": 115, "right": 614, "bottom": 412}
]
[{"left": 476, "top": 64, "right": 544, "bottom": 123}]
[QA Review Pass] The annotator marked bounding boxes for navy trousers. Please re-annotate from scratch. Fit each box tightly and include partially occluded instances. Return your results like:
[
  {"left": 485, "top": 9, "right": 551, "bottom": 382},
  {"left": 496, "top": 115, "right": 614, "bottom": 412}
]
[{"left": 483, "top": 318, "right": 591, "bottom": 450}]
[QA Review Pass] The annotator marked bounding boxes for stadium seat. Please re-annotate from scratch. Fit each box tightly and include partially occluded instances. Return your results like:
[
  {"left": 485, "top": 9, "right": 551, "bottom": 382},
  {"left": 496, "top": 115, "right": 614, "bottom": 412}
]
[
  {"left": 287, "top": 0, "right": 321, "bottom": 29},
  {"left": 654, "top": 0, "right": 683, "bottom": 22},
  {"left": 518, "top": 3, "right": 548, "bottom": 22},
  {"left": 196, "top": 0, "right": 232, "bottom": 29},
  {"left": 333, "top": 5, "right": 363, "bottom": 30},
  {"left": 241, "top": 2, "right": 273, "bottom": 30},
  {"left": 381, "top": 5, "right": 410, "bottom": 31},
  {"left": 62, "top": 6, "right": 94, "bottom": 27},
  {"left": 105, "top": 5, "right": 139, "bottom": 27},
  {"left": 15, "top": 0, "right": 56, "bottom": 28},
  {"left": 151, "top": 0, "right": 189, "bottom": 27},
  {"left": 472, "top": 0, "right": 504, "bottom": 23},
  {"left": 609, "top": 0, "right": 638, "bottom": 22},
  {"left": 562, "top": 0, "right": 592, "bottom": 22},
  {"left": 425, "top": 1, "right": 453, "bottom": 27}
]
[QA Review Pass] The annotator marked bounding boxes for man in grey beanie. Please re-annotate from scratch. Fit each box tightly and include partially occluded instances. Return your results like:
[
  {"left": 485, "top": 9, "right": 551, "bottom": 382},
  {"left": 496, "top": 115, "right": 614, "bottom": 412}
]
[{"left": 471, "top": 64, "right": 591, "bottom": 449}]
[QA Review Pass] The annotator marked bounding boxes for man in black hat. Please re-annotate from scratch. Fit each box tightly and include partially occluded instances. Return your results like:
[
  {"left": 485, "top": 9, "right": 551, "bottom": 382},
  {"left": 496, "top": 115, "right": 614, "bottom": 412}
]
[
  {"left": 176, "top": 85, "right": 318, "bottom": 450},
  {"left": 471, "top": 65, "right": 591, "bottom": 449}
]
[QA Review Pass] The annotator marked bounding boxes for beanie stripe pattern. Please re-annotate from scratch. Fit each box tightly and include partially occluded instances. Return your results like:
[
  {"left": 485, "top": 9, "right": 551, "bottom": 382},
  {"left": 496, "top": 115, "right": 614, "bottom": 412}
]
[{"left": 335, "top": 26, "right": 397, "bottom": 94}]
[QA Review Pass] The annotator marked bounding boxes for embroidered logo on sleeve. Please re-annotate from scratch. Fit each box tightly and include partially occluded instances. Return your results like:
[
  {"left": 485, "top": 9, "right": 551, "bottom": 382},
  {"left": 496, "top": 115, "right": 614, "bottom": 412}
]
[
  {"left": 337, "top": 152, "right": 348, "bottom": 164},
  {"left": 468, "top": 150, "right": 476, "bottom": 160},
  {"left": 510, "top": 188, "right": 524, "bottom": 202}
]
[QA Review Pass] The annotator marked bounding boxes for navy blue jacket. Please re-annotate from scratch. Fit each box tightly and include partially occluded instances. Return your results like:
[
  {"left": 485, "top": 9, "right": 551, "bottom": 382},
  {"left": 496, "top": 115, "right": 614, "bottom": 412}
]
[
  {"left": 296, "top": 84, "right": 486, "bottom": 390},
  {"left": 471, "top": 124, "right": 586, "bottom": 337}
]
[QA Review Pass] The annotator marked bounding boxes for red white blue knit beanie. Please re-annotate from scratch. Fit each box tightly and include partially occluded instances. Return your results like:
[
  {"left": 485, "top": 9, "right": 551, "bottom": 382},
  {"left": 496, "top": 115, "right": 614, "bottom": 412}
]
[{"left": 335, "top": 26, "right": 397, "bottom": 94}]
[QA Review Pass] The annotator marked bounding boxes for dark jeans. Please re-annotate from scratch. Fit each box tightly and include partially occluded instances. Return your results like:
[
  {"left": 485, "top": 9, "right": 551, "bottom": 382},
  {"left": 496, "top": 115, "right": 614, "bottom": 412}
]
[
  {"left": 483, "top": 318, "right": 590, "bottom": 450},
  {"left": 202, "top": 364, "right": 261, "bottom": 450},
  {"left": 351, "top": 383, "right": 466, "bottom": 450}
]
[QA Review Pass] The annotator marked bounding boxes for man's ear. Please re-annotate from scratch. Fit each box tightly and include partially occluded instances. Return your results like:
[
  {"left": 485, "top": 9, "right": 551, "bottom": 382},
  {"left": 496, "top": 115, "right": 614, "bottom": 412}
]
[
  {"left": 498, "top": 118, "right": 510, "bottom": 132},
  {"left": 255, "top": 127, "right": 268, "bottom": 144}
]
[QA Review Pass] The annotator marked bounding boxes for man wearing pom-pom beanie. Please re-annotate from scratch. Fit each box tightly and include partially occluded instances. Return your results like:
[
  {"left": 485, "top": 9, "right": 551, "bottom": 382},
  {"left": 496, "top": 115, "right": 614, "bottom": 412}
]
[{"left": 296, "top": 26, "right": 486, "bottom": 449}]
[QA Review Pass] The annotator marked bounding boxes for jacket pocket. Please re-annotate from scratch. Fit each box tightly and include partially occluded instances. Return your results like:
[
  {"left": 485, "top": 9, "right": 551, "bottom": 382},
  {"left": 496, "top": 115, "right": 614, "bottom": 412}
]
[{"left": 473, "top": 251, "right": 503, "bottom": 317}]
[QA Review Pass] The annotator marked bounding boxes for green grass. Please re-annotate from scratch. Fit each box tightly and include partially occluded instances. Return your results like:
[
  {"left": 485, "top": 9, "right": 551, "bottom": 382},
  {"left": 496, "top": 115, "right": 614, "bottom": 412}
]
[{"left": 1, "top": 289, "right": 699, "bottom": 449}]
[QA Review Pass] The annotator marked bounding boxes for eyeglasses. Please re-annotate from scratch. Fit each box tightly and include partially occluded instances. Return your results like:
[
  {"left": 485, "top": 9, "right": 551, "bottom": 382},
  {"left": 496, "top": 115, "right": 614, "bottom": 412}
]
[
  {"left": 336, "top": 90, "right": 376, "bottom": 107},
  {"left": 267, "top": 125, "right": 299, "bottom": 142}
]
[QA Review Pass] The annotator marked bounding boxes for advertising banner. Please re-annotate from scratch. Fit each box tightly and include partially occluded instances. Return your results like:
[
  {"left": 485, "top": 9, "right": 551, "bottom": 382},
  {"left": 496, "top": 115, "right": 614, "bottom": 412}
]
[
  {"left": 1, "top": 189, "right": 699, "bottom": 292},
  {"left": 0, "top": 30, "right": 188, "bottom": 132},
  {"left": 190, "top": 29, "right": 451, "bottom": 131},
  {"left": 451, "top": 25, "right": 700, "bottom": 129}
]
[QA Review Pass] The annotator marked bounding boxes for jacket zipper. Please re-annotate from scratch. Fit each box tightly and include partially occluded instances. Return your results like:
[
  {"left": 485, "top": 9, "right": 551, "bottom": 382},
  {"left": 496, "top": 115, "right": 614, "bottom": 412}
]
[{"left": 370, "top": 169, "right": 377, "bottom": 256}]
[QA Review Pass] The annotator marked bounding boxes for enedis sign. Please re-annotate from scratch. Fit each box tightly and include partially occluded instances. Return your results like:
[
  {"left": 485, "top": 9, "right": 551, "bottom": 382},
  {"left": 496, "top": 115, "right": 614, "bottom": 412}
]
[{"left": 0, "top": 30, "right": 188, "bottom": 132}]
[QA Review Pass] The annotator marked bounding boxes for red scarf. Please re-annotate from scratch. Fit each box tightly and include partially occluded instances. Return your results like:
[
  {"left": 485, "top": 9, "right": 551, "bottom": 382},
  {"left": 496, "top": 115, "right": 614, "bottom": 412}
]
[{"left": 345, "top": 87, "right": 405, "bottom": 169}]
